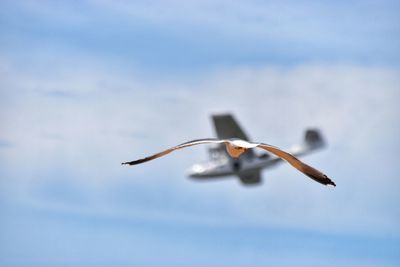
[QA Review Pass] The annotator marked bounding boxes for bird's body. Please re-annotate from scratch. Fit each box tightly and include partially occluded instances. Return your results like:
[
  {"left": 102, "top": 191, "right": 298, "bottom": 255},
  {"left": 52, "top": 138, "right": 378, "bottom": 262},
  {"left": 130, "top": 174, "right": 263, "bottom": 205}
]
[{"left": 122, "top": 138, "right": 336, "bottom": 187}]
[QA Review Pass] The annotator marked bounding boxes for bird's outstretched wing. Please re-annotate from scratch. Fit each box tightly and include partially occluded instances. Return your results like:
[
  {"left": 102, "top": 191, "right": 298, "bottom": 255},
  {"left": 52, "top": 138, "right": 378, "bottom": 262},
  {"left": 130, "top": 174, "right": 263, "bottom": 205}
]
[
  {"left": 122, "top": 138, "right": 226, "bottom": 166},
  {"left": 257, "top": 143, "right": 336, "bottom": 187}
]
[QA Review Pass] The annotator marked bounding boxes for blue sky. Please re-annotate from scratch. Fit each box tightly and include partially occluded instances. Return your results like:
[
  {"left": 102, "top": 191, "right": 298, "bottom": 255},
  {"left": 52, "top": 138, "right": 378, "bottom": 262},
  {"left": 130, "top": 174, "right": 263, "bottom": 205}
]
[{"left": 0, "top": 1, "right": 399, "bottom": 266}]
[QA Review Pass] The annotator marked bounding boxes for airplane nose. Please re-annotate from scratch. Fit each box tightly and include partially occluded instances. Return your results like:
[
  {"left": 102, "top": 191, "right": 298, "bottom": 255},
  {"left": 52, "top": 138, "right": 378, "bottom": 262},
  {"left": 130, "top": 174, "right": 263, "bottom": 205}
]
[{"left": 187, "top": 164, "right": 206, "bottom": 178}]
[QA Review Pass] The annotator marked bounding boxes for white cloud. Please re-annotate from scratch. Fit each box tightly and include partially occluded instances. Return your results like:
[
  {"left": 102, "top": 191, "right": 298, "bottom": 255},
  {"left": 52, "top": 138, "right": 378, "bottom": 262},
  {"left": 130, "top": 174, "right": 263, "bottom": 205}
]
[{"left": 0, "top": 57, "right": 399, "bottom": 236}]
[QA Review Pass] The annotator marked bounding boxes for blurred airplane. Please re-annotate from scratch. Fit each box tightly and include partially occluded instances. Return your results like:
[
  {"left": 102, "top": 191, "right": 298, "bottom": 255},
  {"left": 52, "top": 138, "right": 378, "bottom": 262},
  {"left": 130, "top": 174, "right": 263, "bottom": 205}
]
[
  {"left": 187, "top": 114, "right": 327, "bottom": 185},
  {"left": 122, "top": 113, "right": 334, "bottom": 186}
]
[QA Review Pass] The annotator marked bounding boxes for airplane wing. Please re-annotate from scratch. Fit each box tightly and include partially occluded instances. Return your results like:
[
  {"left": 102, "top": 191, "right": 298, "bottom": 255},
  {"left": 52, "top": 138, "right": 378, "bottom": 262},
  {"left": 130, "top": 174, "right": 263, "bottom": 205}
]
[
  {"left": 238, "top": 169, "right": 262, "bottom": 184},
  {"left": 212, "top": 114, "right": 250, "bottom": 140},
  {"left": 212, "top": 114, "right": 255, "bottom": 159}
]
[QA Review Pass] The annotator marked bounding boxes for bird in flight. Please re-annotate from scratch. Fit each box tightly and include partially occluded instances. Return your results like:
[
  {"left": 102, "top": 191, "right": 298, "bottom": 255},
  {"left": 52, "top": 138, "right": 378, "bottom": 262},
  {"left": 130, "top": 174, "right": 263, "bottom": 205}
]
[{"left": 122, "top": 138, "right": 336, "bottom": 187}]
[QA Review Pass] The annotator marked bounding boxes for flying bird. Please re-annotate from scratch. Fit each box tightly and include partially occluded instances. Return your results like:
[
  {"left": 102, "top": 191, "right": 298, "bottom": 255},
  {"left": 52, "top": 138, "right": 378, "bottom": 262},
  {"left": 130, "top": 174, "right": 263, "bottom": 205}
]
[{"left": 122, "top": 138, "right": 336, "bottom": 187}]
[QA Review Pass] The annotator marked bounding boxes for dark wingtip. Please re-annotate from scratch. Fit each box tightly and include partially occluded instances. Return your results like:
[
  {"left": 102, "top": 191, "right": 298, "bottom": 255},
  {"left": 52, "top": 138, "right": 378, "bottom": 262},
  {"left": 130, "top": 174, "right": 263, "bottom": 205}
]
[
  {"left": 327, "top": 180, "right": 336, "bottom": 187},
  {"left": 307, "top": 173, "right": 336, "bottom": 187},
  {"left": 325, "top": 176, "right": 336, "bottom": 187}
]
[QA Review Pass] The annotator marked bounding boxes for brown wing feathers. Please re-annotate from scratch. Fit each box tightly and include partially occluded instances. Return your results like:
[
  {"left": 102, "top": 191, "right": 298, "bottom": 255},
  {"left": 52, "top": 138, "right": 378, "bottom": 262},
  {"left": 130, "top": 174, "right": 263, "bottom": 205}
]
[
  {"left": 121, "top": 138, "right": 224, "bottom": 166},
  {"left": 258, "top": 144, "right": 336, "bottom": 186}
]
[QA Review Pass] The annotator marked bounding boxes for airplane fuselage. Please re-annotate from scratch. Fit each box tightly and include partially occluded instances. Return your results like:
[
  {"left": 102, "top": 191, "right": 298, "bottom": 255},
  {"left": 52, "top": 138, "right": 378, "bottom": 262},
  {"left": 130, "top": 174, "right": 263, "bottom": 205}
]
[{"left": 188, "top": 153, "right": 281, "bottom": 180}]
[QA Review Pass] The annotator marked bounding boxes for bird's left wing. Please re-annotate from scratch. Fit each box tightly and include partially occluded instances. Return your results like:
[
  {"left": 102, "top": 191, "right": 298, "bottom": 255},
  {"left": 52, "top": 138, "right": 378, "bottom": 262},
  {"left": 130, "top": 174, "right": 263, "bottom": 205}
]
[
  {"left": 122, "top": 138, "right": 226, "bottom": 166},
  {"left": 257, "top": 143, "right": 336, "bottom": 187}
]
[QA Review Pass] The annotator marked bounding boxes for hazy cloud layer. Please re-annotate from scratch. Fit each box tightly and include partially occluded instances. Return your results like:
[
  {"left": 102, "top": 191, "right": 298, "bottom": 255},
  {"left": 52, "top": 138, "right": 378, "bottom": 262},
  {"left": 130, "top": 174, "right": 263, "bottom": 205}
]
[
  {"left": 1, "top": 2, "right": 399, "bottom": 265},
  {"left": 1, "top": 59, "right": 399, "bottom": 237}
]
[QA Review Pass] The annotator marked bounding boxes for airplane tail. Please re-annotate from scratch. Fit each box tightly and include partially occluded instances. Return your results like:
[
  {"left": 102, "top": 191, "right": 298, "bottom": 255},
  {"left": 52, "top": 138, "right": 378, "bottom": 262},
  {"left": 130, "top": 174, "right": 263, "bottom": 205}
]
[
  {"left": 304, "top": 129, "right": 325, "bottom": 149},
  {"left": 290, "top": 129, "right": 325, "bottom": 157}
]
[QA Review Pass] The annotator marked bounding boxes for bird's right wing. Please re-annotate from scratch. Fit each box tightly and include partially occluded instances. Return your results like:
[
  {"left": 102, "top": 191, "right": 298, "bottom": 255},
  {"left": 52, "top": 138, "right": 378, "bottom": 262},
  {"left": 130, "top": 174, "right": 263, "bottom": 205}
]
[
  {"left": 257, "top": 143, "right": 336, "bottom": 187},
  {"left": 122, "top": 138, "right": 227, "bottom": 166}
]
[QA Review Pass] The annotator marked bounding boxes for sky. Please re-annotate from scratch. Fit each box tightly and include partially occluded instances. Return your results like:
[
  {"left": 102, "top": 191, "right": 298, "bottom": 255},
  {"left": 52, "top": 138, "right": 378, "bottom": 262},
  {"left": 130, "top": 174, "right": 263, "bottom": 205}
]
[{"left": 0, "top": 0, "right": 400, "bottom": 266}]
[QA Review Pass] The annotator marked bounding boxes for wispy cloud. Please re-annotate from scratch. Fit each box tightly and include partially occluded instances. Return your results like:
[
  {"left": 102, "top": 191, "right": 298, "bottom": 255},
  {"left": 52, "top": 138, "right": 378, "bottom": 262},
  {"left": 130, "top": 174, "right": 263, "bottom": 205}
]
[{"left": 1, "top": 0, "right": 399, "bottom": 74}]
